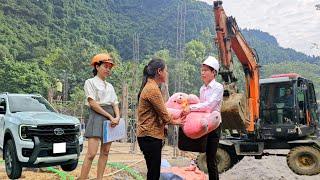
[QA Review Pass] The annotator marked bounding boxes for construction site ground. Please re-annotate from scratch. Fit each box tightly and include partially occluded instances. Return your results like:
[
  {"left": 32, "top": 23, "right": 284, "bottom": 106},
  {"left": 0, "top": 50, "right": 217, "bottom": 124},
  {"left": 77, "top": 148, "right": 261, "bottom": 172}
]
[
  {"left": 0, "top": 141, "right": 195, "bottom": 180},
  {"left": 0, "top": 141, "right": 319, "bottom": 180}
]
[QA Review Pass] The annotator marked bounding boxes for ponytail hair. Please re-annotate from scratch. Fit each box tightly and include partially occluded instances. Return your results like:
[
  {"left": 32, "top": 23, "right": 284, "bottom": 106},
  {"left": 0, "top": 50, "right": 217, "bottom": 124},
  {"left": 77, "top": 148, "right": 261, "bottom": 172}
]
[
  {"left": 137, "top": 58, "right": 166, "bottom": 101},
  {"left": 92, "top": 61, "right": 103, "bottom": 76}
]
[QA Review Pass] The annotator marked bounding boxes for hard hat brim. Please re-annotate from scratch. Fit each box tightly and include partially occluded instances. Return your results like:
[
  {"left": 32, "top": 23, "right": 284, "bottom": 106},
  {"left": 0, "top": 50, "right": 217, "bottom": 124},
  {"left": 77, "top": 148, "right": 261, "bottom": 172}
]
[
  {"left": 90, "top": 59, "right": 115, "bottom": 67},
  {"left": 202, "top": 62, "right": 216, "bottom": 70}
]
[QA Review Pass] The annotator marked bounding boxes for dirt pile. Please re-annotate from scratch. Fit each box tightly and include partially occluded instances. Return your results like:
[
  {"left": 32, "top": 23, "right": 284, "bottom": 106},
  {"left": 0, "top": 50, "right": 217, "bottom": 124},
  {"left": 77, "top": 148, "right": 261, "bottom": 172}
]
[{"left": 221, "top": 93, "right": 249, "bottom": 131}]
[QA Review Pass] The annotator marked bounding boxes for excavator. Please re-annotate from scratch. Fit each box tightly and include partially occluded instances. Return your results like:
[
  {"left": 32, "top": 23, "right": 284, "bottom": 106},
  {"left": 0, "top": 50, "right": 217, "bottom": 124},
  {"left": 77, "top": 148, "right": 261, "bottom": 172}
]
[{"left": 196, "top": 1, "right": 320, "bottom": 176}]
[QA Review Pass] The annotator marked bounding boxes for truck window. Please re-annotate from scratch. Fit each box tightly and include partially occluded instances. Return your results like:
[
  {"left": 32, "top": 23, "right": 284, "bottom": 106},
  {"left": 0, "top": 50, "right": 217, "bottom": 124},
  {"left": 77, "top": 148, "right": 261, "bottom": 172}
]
[
  {"left": 307, "top": 82, "right": 316, "bottom": 104},
  {"left": 307, "top": 82, "right": 318, "bottom": 124},
  {"left": 8, "top": 95, "right": 55, "bottom": 113},
  {"left": 260, "top": 82, "right": 294, "bottom": 124},
  {"left": 297, "top": 80, "right": 307, "bottom": 125}
]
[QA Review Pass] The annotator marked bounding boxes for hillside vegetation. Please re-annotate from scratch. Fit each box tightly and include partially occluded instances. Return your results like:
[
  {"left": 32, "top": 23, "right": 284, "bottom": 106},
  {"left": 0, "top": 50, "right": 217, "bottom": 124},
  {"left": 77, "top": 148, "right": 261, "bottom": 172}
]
[{"left": 1, "top": 0, "right": 319, "bottom": 98}]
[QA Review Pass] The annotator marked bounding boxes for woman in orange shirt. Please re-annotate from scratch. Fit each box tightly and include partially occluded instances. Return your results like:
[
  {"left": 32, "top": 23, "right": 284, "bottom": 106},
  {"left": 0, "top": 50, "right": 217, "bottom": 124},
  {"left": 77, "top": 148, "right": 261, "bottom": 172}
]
[{"left": 137, "top": 58, "right": 183, "bottom": 180}]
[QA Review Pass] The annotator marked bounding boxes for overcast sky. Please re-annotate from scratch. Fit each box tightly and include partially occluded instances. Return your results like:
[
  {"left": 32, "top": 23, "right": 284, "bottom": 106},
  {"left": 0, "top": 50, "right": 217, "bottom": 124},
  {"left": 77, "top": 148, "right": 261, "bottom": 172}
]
[{"left": 199, "top": 0, "right": 320, "bottom": 56}]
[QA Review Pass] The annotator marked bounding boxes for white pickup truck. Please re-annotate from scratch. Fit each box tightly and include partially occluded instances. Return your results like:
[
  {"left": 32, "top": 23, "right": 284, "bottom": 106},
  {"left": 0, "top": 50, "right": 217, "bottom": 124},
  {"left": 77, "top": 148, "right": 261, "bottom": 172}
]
[{"left": 0, "top": 93, "right": 83, "bottom": 179}]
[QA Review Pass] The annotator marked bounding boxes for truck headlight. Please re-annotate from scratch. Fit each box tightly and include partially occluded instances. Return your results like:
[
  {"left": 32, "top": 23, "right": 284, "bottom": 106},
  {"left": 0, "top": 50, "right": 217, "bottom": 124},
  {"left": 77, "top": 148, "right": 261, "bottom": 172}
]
[
  {"left": 75, "top": 124, "right": 81, "bottom": 137},
  {"left": 19, "top": 125, "right": 36, "bottom": 140},
  {"left": 287, "top": 128, "right": 296, "bottom": 134}
]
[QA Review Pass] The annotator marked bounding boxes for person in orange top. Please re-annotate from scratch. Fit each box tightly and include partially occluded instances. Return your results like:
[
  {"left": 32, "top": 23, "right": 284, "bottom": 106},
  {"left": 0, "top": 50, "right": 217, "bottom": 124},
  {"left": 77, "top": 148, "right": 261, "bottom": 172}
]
[{"left": 137, "top": 58, "right": 184, "bottom": 180}]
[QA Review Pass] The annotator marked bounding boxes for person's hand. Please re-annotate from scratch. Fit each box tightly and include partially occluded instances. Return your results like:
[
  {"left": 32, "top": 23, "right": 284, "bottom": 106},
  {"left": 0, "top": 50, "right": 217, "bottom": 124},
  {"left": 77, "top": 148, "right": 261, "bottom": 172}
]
[
  {"left": 180, "top": 114, "right": 187, "bottom": 124},
  {"left": 114, "top": 117, "right": 120, "bottom": 125},
  {"left": 110, "top": 117, "right": 119, "bottom": 127},
  {"left": 171, "top": 115, "right": 187, "bottom": 125},
  {"left": 181, "top": 106, "right": 191, "bottom": 116}
]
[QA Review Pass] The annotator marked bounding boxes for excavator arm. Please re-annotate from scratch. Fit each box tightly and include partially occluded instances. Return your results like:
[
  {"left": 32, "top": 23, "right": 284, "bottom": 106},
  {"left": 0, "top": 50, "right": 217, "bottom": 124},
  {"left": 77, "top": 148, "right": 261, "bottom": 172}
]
[{"left": 213, "top": 1, "right": 260, "bottom": 133}]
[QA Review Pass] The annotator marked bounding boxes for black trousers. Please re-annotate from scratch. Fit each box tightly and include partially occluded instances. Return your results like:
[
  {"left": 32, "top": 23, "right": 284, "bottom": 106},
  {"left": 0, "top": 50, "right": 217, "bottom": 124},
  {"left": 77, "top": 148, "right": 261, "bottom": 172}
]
[
  {"left": 138, "top": 136, "right": 163, "bottom": 180},
  {"left": 206, "top": 125, "right": 221, "bottom": 180}
]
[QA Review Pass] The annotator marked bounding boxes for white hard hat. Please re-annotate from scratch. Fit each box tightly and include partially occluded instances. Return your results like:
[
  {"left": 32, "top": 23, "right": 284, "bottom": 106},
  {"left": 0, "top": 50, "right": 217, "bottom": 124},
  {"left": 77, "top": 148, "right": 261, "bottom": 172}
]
[{"left": 202, "top": 56, "right": 219, "bottom": 72}]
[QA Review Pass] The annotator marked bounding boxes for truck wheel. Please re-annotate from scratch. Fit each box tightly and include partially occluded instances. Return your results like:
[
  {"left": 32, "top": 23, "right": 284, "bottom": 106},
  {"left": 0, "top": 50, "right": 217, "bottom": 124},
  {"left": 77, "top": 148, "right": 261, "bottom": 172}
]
[
  {"left": 287, "top": 146, "right": 320, "bottom": 175},
  {"left": 61, "top": 160, "right": 78, "bottom": 171},
  {"left": 4, "top": 139, "right": 22, "bottom": 179},
  {"left": 196, "top": 147, "right": 232, "bottom": 174}
]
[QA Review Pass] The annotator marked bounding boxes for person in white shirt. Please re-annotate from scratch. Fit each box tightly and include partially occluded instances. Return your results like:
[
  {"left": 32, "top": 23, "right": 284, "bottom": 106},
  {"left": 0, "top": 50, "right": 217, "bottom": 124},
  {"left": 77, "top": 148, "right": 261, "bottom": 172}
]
[
  {"left": 183, "top": 56, "right": 223, "bottom": 180},
  {"left": 80, "top": 53, "right": 120, "bottom": 180}
]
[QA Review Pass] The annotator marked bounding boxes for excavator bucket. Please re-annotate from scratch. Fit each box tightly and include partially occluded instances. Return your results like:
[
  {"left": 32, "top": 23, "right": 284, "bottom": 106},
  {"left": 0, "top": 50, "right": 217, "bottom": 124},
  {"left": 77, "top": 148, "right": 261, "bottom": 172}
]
[{"left": 221, "top": 93, "right": 250, "bottom": 131}]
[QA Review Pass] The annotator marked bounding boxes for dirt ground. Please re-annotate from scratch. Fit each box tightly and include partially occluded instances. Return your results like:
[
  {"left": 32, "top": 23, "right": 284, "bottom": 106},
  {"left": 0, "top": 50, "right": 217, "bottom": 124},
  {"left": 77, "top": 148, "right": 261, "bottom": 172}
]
[
  {"left": 220, "top": 152, "right": 320, "bottom": 180},
  {"left": 0, "top": 141, "right": 195, "bottom": 180},
  {"left": 0, "top": 142, "right": 319, "bottom": 180}
]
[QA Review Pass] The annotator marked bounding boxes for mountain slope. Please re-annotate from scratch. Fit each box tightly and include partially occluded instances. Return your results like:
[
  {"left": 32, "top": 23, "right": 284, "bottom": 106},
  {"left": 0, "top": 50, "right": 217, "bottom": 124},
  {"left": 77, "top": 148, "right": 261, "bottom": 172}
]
[
  {"left": 1, "top": 0, "right": 318, "bottom": 63},
  {"left": 241, "top": 29, "right": 319, "bottom": 64}
]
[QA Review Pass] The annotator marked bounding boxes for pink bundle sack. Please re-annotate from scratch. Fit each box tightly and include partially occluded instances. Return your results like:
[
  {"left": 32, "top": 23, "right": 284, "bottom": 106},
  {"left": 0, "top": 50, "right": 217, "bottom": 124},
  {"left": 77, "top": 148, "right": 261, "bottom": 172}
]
[
  {"left": 166, "top": 92, "right": 221, "bottom": 139},
  {"left": 161, "top": 165, "right": 207, "bottom": 180}
]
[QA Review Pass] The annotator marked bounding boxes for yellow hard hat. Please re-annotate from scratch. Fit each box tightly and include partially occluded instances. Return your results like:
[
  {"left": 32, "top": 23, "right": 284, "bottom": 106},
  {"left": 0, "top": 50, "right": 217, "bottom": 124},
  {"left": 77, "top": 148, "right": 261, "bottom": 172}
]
[{"left": 90, "top": 53, "right": 115, "bottom": 67}]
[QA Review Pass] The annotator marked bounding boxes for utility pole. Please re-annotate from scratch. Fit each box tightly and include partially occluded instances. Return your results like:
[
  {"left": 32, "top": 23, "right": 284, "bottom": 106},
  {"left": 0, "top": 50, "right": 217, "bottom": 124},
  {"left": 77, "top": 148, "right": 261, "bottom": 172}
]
[
  {"left": 175, "top": 1, "right": 187, "bottom": 92},
  {"left": 173, "top": 1, "right": 187, "bottom": 158},
  {"left": 129, "top": 32, "right": 140, "bottom": 153},
  {"left": 133, "top": 33, "right": 140, "bottom": 62}
]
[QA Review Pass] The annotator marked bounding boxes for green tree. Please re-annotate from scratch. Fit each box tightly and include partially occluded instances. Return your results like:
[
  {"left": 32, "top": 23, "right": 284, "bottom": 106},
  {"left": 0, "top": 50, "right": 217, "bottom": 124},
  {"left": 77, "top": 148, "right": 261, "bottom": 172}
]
[
  {"left": 185, "top": 40, "right": 206, "bottom": 66},
  {"left": 0, "top": 59, "right": 49, "bottom": 94}
]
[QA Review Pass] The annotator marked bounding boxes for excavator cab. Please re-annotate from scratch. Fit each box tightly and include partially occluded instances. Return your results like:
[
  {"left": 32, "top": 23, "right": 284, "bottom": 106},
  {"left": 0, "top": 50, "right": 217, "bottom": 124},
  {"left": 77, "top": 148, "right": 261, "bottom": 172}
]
[{"left": 259, "top": 73, "right": 318, "bottom": 140}]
